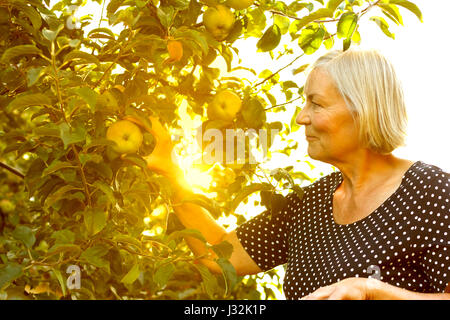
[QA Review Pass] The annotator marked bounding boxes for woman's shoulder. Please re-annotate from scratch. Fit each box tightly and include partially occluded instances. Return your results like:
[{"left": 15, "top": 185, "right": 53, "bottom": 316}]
[
  {"left": 404, "top": 160, "right": 449, "bottom": 188},
  {"left": 403, "top": 160, "right": 449, "bottom": 204},
  {"left": 290, "top": 170, "right": 342, "bottom": 203}
]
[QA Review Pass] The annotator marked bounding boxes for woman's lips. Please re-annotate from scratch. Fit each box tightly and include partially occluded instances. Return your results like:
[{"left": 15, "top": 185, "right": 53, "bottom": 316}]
[{"left": 306, "top": 136, "right": 318, "bottom": 141}]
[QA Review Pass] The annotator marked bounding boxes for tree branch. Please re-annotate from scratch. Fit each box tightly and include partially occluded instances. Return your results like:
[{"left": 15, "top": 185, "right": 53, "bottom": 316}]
[
  {"left": 0, "top": 161, "right": 24, "bottom": 179},
  {"left": 264, "top": 95, "right": 303, "bottom": 111},
  {"left": 254, "top": 53, "right": 304, "bottom": 87}
]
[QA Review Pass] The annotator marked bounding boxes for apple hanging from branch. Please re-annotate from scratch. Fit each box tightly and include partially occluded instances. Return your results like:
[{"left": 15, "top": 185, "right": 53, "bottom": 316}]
[
  {"left": 106, "top": 120, "right": 144, "bottom": 154},
  {"left": 202, "top": 5, "right": 235, "bottom": 41},
  {"left": 207, "top": 90, "right": 242, "bottom": 122}
]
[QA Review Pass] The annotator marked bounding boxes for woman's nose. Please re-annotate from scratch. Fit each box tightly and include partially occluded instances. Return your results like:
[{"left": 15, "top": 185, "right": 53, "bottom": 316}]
[{"left": 295, "top": 106, "right": 310, "bottom": 126}]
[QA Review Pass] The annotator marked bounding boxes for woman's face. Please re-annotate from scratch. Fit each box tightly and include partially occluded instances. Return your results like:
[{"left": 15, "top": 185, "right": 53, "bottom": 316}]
[{"left": 296, "top": 68, "right": 360, "bottom": 164}]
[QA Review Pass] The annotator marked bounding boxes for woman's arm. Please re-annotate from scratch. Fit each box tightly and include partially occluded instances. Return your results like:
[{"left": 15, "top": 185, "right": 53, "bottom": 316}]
[
  {"left": 302, "top": 277, "right": 450, "bottom": 300},
  {"left": 168, "top": 169, "right": 262, "bottom": 276},
  {"left": 138, "top": 116, "right": 262, "bottom": 276}
]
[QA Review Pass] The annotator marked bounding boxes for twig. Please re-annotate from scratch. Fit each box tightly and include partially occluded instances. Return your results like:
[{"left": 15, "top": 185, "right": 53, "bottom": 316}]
[
  {"left": 254, "top": 53, "right": 304, "bottom": 87},
  {"left": 50, "top": 42, "right": 69, "bottom": 124},
  {"left": 93, "top": 33, "right": 134, "bottom": 88},
  {"left": 264, "top": 95, "right": 303, "bottom": 110},
  {"left": 72, "top": 145, "right": 92, "bottom": 207},
  {"left": 98, "top": 0, "right": 106, "bottom": 28},
  {"left": 0, "top": 161, "right": 24, "bottom": 178}
]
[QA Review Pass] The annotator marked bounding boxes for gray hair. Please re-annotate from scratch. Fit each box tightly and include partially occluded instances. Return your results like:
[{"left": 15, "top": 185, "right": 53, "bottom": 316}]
[{"left": 307, "top": 48, "right": 408, "bottom": 154}]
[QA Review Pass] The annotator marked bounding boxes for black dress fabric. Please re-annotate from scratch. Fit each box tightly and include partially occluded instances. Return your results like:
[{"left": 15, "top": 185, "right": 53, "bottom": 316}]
[{"left": 236, "top": 161, "right": 450, "bottom": 299}]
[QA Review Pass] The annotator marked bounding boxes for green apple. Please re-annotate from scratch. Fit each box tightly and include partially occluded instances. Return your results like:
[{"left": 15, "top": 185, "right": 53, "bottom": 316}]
[
  {"left": 203, "top": 5, "right": 235, "bottom": 41},
  {"left": 225, "top": 0, "right": 254, "bottom": 10},
  {"left": 106, "top": 120, "right": 143, "bottom": 154},
  {"left": 207, "top": 90, "right": 242, "bottom": 122}
]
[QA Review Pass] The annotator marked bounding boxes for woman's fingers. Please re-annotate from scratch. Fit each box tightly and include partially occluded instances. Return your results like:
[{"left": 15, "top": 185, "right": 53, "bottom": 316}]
[
  {"left": 302, "top": 278, "right": 369, "bottom": 300},
  {"left": 147, "top": 116, "right": 172, "bottom": 143},
  {"left": 121, "top": 115, "right": 169, "bottom": 140},
  {"left": 301, "top": 285, "right": 336, "bottom": 300}
]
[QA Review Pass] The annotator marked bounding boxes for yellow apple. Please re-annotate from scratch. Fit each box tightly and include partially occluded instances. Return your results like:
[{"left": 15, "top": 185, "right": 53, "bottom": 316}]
[
  {"left": 203, "top": 5, "right": 235, "bottom": 41},
  {"left": 207, "top": 90, "right": 242, "bottom": 122},
  {"left": 106, "top": 120, "right": 143, "bottom": 154},
  {"left": 225, "top": 0, "right": 254, "bottom": 10}
]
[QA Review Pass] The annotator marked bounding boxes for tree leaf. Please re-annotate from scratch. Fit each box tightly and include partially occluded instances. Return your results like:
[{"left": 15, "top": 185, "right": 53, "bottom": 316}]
[
  {"left": 291, "top": 185, "right": 305, "bottom": 201},
  {"left": 88, "top": 27, "right": 116, "bottom": 40},
  {"left": 257, "top": 25, "right": 282, "bottom": 52},
  {"left": 51, "top": 268, "right": 66, "bottom": 297},
  {"left": 42, "top": 160, "right": 76, "bottom": 177},
  {"left": 274, "top": 15, "right": 290, "bottom": 35},
  {"left": 211, "top": 241, "right": 233, "bottom": 260},
  {"left": 50, "top": 229, "right": 76, "bottom": 245},
  {"left": 83, "top": 207, "right": 108, "bottom": 235},
  {"left": 63, "top": 50, "right": 100, "bottom": 66},
  {"left": 298, "top": 25, "right": 325, "bottom": 55},
  {"left": 292, "top": 63, "right": 310, "bottom": 75},
  {"left": 58, "top": 123, "right": 86, "bottom": 149},
  {"left": 106, "top": 0, "right": 123, "bottom": 16},
  {"left": 0, "top": 263, "right": 23, "bottom": 289},
  {"left": 48, "top": 243, "right": 81, "bottom": 254},
  {"left": 1, "top": 45, "right": 43, "bottom": 63},
  {"left": 379, "top": 3, "right": 403, "bottom": 25},
  {"left": 33, "top": 123, "right": 60, "bottom": 138},
  {"left": 12, "top": 225, "right": 36, "bottom": 249},
  {"left": 265, "top": 91, "right": 276, "bottom": 106},
  {"left": 293, "top": 8, "right": 333, "bottom": 32},
  {"left": 167, "top": 228, "right": 207, "bottom": 243},
  {"left": 327, "top": 0, "right": 345, "bottom": 11},
  {"left": 153, "top": 263, "right": 175, "bottom": 287},
  {"left": 337, "top": 12, "right": 358, "bottom": 39},
  {"left": 216, "top": 258, "right": 238, "bottom": 295},
  {"left": 45, "top": 185, "right": 83, "bottom": 208},
  {"left": 241, "top": 98, "right": 266, "bottom": 129},
  {"left": 178, "top": 194, "right": 222, "bottom": 218},
  {"left": 121, "top": 154, "right": 148, "bottom": 170},
  {"left": 388, "top": 0, "right": 422, "bottom": 22},
  {"left": 121, "top": 264, "right": 141, "bottom": 284},
  {"left": 270, "top": 193, "right": 288, "bottom": 218},
  {"left": 173, "top": 28, "right": 209, "bottom": 56},
  {"left": 18, "top": 4, "right": 42, "bottom": 30},
  {"left": 80, "top": 244, "right": 110, "bottom": 272},
  {"left": 27, "top": 67, "right": 46, "bottom": 87},
  {"left": 343, "top": 38, "right": 351, "bottom": 51},
  {"left": 229, "top": 182, "right": 273, "bottom": 212},
  {"left": 112, "top": 234, "right": 142, "bottom": 249},
  {"left": 156, "top": 6, "right": 175, "bottom": 28},
  {"left": 281, "top": 80, "right": 299, "bottom": 91},
  {"left": 195, "top": 264, "right": 218, "bottom": 298},
  {"left": 369, "top": 16, "right": 395, "bottom": 39},
  {"left": 6, "top": 93, "right": 52, "bottom": 112},
  {"left": 73, "top": 87, "right": 98, "bottom": 111},
  {"left": 92, "top": 181, "right": 116, "bottom": 206}
]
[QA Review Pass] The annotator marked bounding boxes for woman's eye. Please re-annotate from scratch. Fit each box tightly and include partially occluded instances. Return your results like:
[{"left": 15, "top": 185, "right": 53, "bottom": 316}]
[{"left": 311, "top": 101, "right": 321, "bottom": 108}]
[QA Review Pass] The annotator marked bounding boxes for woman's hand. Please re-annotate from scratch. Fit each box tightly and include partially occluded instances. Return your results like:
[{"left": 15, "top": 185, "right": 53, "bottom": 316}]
[
  {"left": 123, "top": 116, "right": 182, "bottom": 180},
  {"left": 302, "top": 277, "right": 450, "bottom": 300},
  {"left": 301, "top": 277, "right": 373, "bottom": 300}
]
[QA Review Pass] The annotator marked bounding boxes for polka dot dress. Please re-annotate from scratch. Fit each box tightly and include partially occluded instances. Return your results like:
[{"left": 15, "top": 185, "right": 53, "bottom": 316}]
[{"left": 236, "top": 161, "right": 450, "bottom": 299}]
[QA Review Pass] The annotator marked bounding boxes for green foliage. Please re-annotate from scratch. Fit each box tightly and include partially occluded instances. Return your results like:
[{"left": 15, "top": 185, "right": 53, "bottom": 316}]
[{"left": 0, "top": 0, "right": 421, "bottom": 300}]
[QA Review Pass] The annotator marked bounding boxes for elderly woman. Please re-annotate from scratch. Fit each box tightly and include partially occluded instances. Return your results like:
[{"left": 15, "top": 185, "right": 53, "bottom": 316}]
[{"left": 144, "top": 48, "right": 450, "bottom": 300}]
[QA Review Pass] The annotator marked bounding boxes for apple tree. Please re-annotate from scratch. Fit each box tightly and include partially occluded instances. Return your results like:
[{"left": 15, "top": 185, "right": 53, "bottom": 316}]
[{"left": 0, "top": 0, "right": 421, "bottom": 299}]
